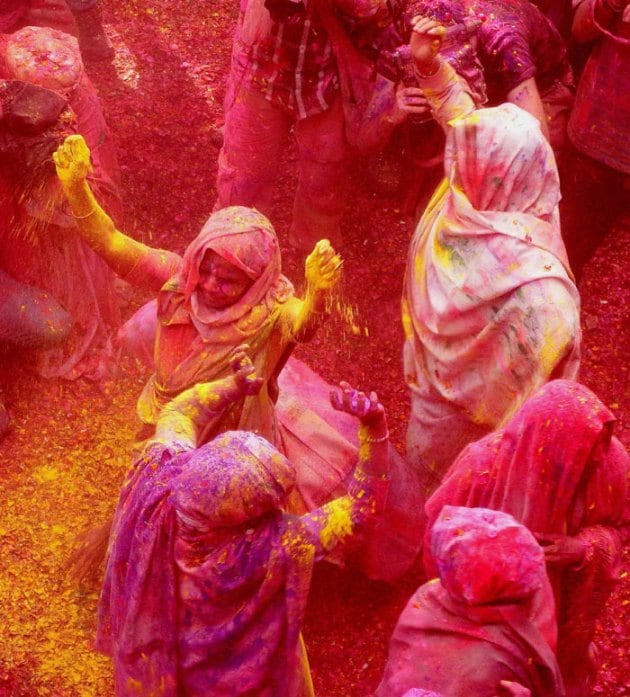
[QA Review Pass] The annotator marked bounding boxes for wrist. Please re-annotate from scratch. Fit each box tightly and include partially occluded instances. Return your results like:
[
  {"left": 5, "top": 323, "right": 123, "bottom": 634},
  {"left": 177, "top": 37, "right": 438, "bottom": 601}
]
[
  {"left": 414, "top": 57, "right": 440, "bottom": 79},
  {"left": 387, "top": 105, "right": 408, "bottom": 126},
  {"left": 359, "top": 419, "right": 389, "bottom": 443},
  {"left": 304, "top": 286, "right": 329, "bottom": 312}
]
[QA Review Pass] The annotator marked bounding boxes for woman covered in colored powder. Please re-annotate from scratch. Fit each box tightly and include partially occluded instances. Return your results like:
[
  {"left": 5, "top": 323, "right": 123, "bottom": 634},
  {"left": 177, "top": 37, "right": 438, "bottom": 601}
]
[
  {"left": 97, "top": 351, "right": 391, "bottom": 697},
  {"left": 423, "top": 380, "right": 629, "bottom": 696},
  {"left": 401, "top": 19, "right": 581, "bottom": 494},
  {"left": 377, "top": 506, "right": 565, "bottom": 696},
  {"left": 53, "top": 134, "right": 341, "bottom": 465},
  {"left": 54, "top": 134, "right": 423, "bottom": 581},
  {"left": 0, "top": 25, "right": 122, "bottom": 380}
]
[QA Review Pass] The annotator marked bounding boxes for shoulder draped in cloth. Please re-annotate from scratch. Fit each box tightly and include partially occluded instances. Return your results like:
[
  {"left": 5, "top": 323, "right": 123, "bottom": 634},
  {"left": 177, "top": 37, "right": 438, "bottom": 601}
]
[{"left": 97, "top": 431, "right": 313, "bottom": 697}]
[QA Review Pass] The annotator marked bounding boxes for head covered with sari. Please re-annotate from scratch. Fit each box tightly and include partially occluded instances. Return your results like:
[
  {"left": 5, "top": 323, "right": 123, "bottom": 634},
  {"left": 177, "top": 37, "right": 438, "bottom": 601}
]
[
  {"left": 177, "top": 206, "right": 293, "bottom": 336},
  {"left": 142, "top": 206, "right": 294, "bottom": 423},
  {"left": 425, "top": 379, "right": 628, "bottom": 697},
  {"left": 377, "top": 506, "right": 564, "bottom": 696},
  {"left": 424, "top": 379, "right": 629, "bottom": 574},
  {"left": 445, "top": 103, "right": 561, "bottom": 221},
  {"left": 97, "top": 430, "right": 316, "bottom": 696}
]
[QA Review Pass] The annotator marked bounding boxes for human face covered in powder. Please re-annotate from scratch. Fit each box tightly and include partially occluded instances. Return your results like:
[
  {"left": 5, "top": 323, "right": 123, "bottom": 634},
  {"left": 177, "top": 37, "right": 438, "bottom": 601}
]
[{"left": 196, "top": 249, "right": 253, "bottom": 311}]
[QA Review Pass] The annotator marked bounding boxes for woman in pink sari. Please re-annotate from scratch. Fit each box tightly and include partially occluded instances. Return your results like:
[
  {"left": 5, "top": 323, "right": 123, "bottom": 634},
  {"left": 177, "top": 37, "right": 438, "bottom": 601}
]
[
  {"left": 377, "top": 506, "right": 565, "bottom": 696},
  {"left": 97, "top": 357, "right": 392, "bottom": 697},
  {"left": 423, "top": 380, "right": 630, "bottom": 697},
  {"left": 0, "top": 25, "right": 122, "bottom": 380},
  {"left": 401, "top": 20, "right": 581, "bottom": 496}
]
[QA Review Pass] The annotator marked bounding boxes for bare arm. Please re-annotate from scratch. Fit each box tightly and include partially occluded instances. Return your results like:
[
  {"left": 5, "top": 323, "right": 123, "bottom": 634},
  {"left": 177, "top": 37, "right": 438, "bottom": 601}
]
[
  {"left": 408, "top": 17, "right": 476, "bottom": 130},
  {"left": 54, "top": 135, "right": 172, "bottom": 289},
  {"left": 507, "top": 77, "right": 550, "bottom": 142},
  {"left": 285, "top": 385, "right": 390, "bottom": 560},
  {"left": 154, "top": 346, "right": 263, "bottom": 449}
]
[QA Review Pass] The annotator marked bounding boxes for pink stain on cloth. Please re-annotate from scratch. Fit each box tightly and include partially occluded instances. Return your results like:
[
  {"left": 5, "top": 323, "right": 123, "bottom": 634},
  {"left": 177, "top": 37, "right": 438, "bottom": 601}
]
[
  {"left": 118, "top": 207, "right": 423, "bottom": 582},
  {"left": 97, "top": 429, "right": 390, "bottom": 696},
  {"left": 0, "top": 25, "right": 122, "bottom": 380}
]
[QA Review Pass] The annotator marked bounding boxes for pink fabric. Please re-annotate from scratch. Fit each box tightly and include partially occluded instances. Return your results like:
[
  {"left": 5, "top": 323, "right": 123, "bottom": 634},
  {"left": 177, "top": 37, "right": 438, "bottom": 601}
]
[
  {"left": 424, "top": 380, "right": 629, "bottom": 695},
  {"left": 115, "top": 308, "right": 425, "bottom": 582},
  {"left": 0, "top": 26, "right": 122, "bottom": 380},
  {"left": 118, "top": 207, "right": 422, "bottom": 581},
  {"left": 568, "top": 9, "right": 630, "bottom": 174},
  {"left": 97, "top": 431, "right": 313, "bottom": 697},
  {"left": 403, "top": 93, "right": 581, "bottom": 486},
  {"left": 278, "top": 357, "right": 424, "bottom": 581},
  {"left": 377, "top": 506, "right": 564, "bottom": 697},
  {"left": 216, "top": 85, "right": 348, "bottom": 249}
]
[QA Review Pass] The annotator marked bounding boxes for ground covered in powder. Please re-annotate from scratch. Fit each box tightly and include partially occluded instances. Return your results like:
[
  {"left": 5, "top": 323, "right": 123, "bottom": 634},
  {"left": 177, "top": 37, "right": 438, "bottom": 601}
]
[{"left": 0, "top": 1, "right": 628, "bottom": 695}]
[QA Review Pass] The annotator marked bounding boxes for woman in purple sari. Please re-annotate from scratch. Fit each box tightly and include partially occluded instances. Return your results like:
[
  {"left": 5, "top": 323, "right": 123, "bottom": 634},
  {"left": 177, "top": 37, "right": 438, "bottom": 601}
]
[{"left": 97, "top": 349, "right": 391, "bottom": 696}]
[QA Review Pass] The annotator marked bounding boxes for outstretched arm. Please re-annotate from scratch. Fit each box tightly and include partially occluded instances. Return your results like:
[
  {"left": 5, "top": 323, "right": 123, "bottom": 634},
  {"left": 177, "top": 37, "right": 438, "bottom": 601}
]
[
  {"left": 285, "top": 384, "right": 390, "bottom": 560},
  {"left": 154, "top": 345, "right": 263, "bottom": 449},
  {"left": 54, "top": 135, "right": 177, "bottom": 290},
  {"left": 282, "top": 239, "right": 343, "bottom": 342},
  {"left": 507, "top": 77, "right": 550, "bottom": 142}
]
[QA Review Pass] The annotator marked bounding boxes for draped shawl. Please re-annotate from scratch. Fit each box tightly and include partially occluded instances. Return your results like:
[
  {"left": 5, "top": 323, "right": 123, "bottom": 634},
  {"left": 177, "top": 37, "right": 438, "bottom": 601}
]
[
  {"left": 403, "top": 103, "right": 580, "bottom": 429},
  {"left": 424, "top": 379, "right": 628, "bottom": 575},
  {"left": 97, "top": 431, "right": 314, "bottom": 697},
  {"left": 377, "top": 506, "right": 564, "bottom": 697},
  {"left": 138, "top": 206, "right": 294, "bottom": 434}
]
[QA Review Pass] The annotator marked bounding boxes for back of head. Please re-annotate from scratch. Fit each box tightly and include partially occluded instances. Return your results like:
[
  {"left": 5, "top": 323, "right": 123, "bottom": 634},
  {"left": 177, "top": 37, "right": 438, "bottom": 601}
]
[
  {"left": 445, "top": 103, "right": 559, "bottom": 217},
  {"left": 4, "top": 26, "right": 83, "bottom": 92},
  {"left": 171, "top": 430, "right": 296, "bottom": 531},
  {"left": 431, "top": 505, "right": 545, "bottom": 605}
]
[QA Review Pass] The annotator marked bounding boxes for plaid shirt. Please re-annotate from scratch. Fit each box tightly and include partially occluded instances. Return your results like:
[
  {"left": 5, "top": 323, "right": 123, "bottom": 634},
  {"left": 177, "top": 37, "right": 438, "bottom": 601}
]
[{"left": 234, "top": 1, "right": 382, "bottom": 119}]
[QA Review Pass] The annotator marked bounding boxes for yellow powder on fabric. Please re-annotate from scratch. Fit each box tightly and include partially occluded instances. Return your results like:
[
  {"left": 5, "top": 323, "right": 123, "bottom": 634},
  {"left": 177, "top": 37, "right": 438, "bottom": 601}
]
[{"left": 318, "top": 498, "right": 354, "bottom": 550}]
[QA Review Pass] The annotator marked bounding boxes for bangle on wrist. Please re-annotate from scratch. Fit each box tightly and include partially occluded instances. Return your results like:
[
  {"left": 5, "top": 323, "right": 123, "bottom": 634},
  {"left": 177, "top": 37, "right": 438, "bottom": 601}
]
[
  {"left": 71, "top": 207, "right": 96, "bottom": 220},
  {"left": 415, "top": 60, "right": 440, "bottom": 79},
  {"left": 359, "top": 429, "right": 390, "bottom": 444}
]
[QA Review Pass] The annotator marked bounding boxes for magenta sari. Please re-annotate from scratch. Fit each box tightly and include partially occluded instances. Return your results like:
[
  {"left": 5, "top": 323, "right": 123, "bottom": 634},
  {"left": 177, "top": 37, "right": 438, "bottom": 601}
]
[
  {"left": 424, "top": 380, "right": 629, "bottom": 696},
  {"left": 97, "top": 431, "right": 313, "bottom": 697},
  {"left": 377, "top": 506, "right": 564, "bottom": 696}
]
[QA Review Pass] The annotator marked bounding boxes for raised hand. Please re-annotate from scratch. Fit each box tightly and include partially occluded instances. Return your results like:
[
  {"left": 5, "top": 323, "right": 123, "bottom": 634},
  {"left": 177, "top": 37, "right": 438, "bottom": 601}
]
[
  {"left": 305, "top": 239, "right": 343, "bottom": 291},
  {"left": 409, "top": 16, "right": 445, "bottom": 71},
  {"left": 53, "top": 134, "right": 92, "bottom": 187},
  {"left": 330, "top": 381, "right": 385, "bottom": 424},
  {"left": 229, "top": 344, "right": 263, "bottom": 396}
]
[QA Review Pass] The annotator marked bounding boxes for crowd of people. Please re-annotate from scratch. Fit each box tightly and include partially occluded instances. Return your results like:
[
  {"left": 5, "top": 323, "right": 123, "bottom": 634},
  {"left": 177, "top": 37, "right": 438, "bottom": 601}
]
[{"left": 0, "top": 0, "right": 628, "bottom": 695}]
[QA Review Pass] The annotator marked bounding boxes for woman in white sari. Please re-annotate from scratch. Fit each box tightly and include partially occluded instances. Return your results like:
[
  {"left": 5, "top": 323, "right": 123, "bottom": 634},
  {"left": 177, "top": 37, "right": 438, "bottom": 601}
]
[{"left": 402, "top": 18, "right": 581, "bottom": 496}]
